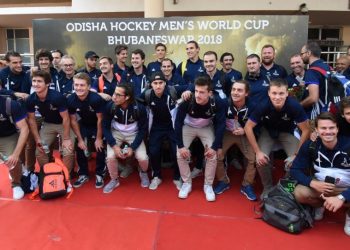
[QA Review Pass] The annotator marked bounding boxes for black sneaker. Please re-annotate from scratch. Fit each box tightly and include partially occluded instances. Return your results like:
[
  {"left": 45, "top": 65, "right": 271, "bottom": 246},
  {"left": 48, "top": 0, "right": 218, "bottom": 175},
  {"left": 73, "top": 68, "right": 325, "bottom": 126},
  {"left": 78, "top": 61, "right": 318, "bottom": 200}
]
[
  {"left": 73, "top": 175, "right": 89, "bottom": 188},
  {"left": 95, "top": 175, "right": 104, "bottom": 189}
]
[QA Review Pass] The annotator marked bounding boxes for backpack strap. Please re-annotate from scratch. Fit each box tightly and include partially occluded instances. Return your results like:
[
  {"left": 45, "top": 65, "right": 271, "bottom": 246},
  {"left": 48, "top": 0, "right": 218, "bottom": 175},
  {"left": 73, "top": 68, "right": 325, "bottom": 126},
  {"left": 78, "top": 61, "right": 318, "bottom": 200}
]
[
  {"left": 54, "top": 157, "right": 73, "bottom": 199},
  {"left": 309, "top": 66, "right": 328, "bottom": 77},
  {"left": 181, "top": 60, "right": 187, "bottom": 77},
  {"left": 168, "top": 85, "right": 178, "bottom": 103},
  {"left": 144, "top": 89, "right": 152, "bottom": 106},
  {"left": 98, "top": 73, "right": 121, "bottom": 93}
]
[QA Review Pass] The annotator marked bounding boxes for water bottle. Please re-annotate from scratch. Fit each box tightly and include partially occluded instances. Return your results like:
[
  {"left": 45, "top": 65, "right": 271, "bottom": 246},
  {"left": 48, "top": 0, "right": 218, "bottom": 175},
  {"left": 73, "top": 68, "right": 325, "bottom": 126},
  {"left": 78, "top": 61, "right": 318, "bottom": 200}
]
[
  {"left": 0, "top": 152, "right": 15, "bottom": 170},
  {"left": 122, "top": 144, "right": 129, "bottom": 155},
  {"left": 83, "top": 138, "right": 90, "bottom": 158},
  {"left": 41, "top": 141, "right": 50, "bottom": 154}
]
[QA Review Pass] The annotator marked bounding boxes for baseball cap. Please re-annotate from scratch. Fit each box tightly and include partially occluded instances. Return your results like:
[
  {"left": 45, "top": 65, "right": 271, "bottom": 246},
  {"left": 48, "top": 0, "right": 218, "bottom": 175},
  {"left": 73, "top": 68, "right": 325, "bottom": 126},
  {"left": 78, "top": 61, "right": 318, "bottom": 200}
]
[
  {"left": 150, "top": 71, "right": 166, "bottom": 82},
  {"left": 84, "top": 51, "right": 99, "bottom": 59}
]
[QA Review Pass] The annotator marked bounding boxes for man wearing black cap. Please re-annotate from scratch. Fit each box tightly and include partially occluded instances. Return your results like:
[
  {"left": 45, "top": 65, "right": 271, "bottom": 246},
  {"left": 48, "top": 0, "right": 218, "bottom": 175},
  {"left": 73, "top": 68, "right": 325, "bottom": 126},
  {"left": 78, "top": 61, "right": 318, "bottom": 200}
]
[
  {"left": 78, "top": 51, "right": 101, "bottom": 82},
  {"left": 139, "top": 71, "right": 184, "bottom": 190}
]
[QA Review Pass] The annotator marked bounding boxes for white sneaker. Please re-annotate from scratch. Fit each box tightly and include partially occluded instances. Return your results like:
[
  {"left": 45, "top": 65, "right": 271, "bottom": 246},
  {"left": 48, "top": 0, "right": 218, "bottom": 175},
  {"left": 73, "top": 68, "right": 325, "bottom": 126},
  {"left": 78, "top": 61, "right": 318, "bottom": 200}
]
[
  {"left": 12, "top": 186, "right": 24, "bottom": 200},
  {"left": 178, "top": 182, "right": 192, "bottom": 199},
  {"left": 190, "top": 167, "right": 203, "bottom": 179},
  {"left": 149, "top": 177, "right": 162, "bottom": 190},
  {"left": 204, "top": 184, "right": 216, "bottom": 202},
  {"left": 103, "top": 179, "right": 120, "bottom": 194},
  {"left": 173, "top": 179, "right": 183, "bottom": 191},
  {"left": 344, "top": 212, "right": 350, "bottom": 236},
  {"left": 314, "top": 207, "right": 325, "bottom": 221}
]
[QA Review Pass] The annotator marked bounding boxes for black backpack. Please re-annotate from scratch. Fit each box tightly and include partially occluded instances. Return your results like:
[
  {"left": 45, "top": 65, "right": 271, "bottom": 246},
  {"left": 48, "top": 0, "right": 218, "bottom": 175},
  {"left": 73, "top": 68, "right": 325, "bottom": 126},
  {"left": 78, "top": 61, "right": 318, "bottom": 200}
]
[{"left": 262, "top": 179, "right": 313, "bottom": 234}]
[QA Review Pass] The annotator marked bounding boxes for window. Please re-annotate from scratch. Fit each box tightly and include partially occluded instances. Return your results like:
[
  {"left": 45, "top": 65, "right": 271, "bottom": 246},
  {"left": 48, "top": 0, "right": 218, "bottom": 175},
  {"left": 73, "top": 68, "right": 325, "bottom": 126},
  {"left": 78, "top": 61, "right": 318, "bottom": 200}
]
[{"left": 6, "top": 29, "right": 31, "bottom": 65}]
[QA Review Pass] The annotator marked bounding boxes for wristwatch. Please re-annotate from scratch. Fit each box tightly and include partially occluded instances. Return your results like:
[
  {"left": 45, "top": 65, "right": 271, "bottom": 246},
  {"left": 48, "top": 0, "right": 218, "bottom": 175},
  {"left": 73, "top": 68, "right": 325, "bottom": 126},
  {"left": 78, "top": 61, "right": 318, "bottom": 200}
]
[{"left": 337, "top": 194, "right": 346, "bottom": 202}]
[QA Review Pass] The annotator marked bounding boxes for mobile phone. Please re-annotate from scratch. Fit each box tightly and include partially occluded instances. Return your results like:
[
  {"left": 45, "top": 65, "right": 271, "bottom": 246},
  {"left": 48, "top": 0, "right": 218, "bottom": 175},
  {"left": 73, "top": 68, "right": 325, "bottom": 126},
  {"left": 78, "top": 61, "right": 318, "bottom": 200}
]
[{"left": 325, "top": 176, "right": 336, "bottom": 184}]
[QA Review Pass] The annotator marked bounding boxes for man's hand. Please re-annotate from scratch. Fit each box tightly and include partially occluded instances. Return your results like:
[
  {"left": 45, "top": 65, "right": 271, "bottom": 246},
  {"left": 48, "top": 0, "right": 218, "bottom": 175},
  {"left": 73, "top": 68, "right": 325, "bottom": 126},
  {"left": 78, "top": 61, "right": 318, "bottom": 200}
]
[
  {"left": 232, "top": 127, "right": 245, "bottom": 136},
  {"left": 6, "top": 153, "right": 19, "bottom": 169},
  {"left": 321, "top": 194, "right": 345, "bottom": 212},
  {"left": 181, "top": 91, "right": 192, "bottom": 101},
  {"left": 179, "top": 147, "right": 191, "bottom": 160},
  {"left": 256, "top": 151, "right": 269, "bottom": 167},
  {"left": 310, "top": 180, "right": 335, "bottom": 194},
  {"left": 204, "top": 147, "right": 216, "bottom": 160},
  {"left": 77, "top": 139, "right": 87, "bottom": 151},
  {"left": 94, "top": 138, "right": 104, "bottom": 152},
  {"left": 99, "top": 93, "right": 112, "bottom": 101},
  {"left": 14, "top": 92, "right": 29, "bottom": 100},
  {"left": 62, "top": 138, "right": 73, "bottom": 152}
]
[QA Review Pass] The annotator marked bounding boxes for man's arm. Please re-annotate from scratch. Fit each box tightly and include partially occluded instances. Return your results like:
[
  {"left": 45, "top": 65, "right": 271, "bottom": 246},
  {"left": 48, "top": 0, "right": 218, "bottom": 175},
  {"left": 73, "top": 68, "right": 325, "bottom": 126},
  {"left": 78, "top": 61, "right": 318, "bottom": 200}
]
[
  {"left": 300, "top": 84, "right": 319, "bottom": 108},
  {"left": 60, "top": 110, "right": 73, "bottom": 150},
  {"left": 95, "top": 113, "right": 104, "bottom": 152},
  {"left": 27, "top": 112, "right": 41, "bottom": 144},
  {"left": 7, "top": 119, "right": 29, "bottom": 167},
  {"left": 69, "top": 114, "right": 86, "bottom": 150},
  {"left": 296, "top": 120, "right": 310, "bottom": 153}
]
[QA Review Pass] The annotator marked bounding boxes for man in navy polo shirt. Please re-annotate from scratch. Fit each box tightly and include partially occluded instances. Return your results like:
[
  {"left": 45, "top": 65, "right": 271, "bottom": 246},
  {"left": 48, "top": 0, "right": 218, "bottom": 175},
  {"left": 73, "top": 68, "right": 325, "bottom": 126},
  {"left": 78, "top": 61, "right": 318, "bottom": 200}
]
[
  {"left": 68, "top": 72, "right": 106, "bottom": 189},
  {"left": 286, "top": 54, "right": 305, "bottom": 88},
  {"left": 175, "top": 75, "right": 226, "bottom": 202},
  {"left": 244, "top": 54, "right": 270, "bottom": 110},
  {"left": 245, "top": 78, "right": 310, "bottom": 197},
  {"left": 260, "top": 44, "right": 287, "bottom": 80},
  {"left": 220, "top": 52, "right": 243, "bottom": 84},
  {"left": 300, "top": 41, "right": 332, "bottom": 119},
  {"left": 26, "top": 70, "right": 75, "bottom": 174},
  {"left": 0, "top": 51, "right": 31, "bottom": 99},
  {"left": 113, "top": 44, "right": 129, "bottom": 76},
  {"left": 121, "top": 49, "right": 149, "bottom": 98},
  {"left": 176, "top": 40, "right": 204, "bottom": 85},
  {"left": 290, "top": 112, "right": 350, "bottom": 236},
  {"left": 78, "top": 51, "right": 102, "bottom": 82},
  {"left": 102, "top": 82, "right": 150, "bottom": 193},
  {"left": 214, "top": 80, "right": 257, "bottom": 201},
  {"left": 58, "top": 55, "right": 77, "bottom": 97},
  {"left": 139, "top": 71, "right": 184, "bottom": 190},
  {"left": 161, "top": 58, "right": 187, "bottom": 93},
  {"left": 91, "top": 56, "right": 119, "bottom": 101},
  {"left": 0, "top": 95, "right": 29, "bottom": 200}
]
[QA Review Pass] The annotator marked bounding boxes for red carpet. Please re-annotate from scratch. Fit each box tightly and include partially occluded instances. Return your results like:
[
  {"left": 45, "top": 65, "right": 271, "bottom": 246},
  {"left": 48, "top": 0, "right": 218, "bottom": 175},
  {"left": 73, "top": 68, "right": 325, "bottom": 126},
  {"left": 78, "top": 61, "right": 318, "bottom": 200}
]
[{"left": 1, "top": 156, "right": 350, "bottom": 249}]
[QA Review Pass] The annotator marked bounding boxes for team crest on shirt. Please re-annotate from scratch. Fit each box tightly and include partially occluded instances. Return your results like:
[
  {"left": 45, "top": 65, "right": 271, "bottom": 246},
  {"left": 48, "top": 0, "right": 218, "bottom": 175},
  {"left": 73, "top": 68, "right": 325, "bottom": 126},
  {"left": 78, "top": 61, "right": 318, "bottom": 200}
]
[
  {"left": 262, "top": 80, "right": 269, "bottom": 87},
  {"left": 89, "top": 106, "right": 95, "bottom": 112},
  {"left": 216, "top": 80, "right": 222, "bottom": 88},
  {"left": 230, "top": 76, "right": 236, "bottom": 83},
  {"left": 198, "top": 67, "right": 204, "bottom": 73},
  {"left": 128, "top": 115, "right": 135, "bottom": 123},
  {"left": 281, "top": 113, "right": 290, "bottom": 121},
  {"left": 273, "top": 70, "right": 279, "bottom": 76},
  {"left": 49, "top": 104, "right": 57, "bottom": 111},
  {"left": 341, "top": 157, "right": 350, "bottom": 168}
]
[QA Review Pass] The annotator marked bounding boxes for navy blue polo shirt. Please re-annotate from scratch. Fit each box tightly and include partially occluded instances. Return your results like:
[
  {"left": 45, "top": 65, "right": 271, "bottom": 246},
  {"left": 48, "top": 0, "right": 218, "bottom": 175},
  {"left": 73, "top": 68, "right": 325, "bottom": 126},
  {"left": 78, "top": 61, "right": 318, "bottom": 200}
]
[
  {"left": 78, "top": 67, "right": 102, "bottom": 82},
  {"left": 102, "top": 101, "right": 148, "bottom": 150},
  {"left": 0, "top": 66, "right": 31, "bottom": 94},
  {"left": 113, "top": 63, "right": 129, "bottom": 76},
  {"left": 291, "top": 137, "right": 350, "bottom": 201},
  {"left": 58, "top": 71, "right": 75, "bottom": 96},
  {"left": 249, "top": 97, "right": 307, "bottom": 136},
  {"left": 26, "top": 89, "right": 67, "bottom": 124},
  {"left": 91, "top": 75, "right": 119, "bottom": 96},
  {"left": 176, "top": 59, "right": 204, "bottom": 84},
  {"left": 175, "top": 95, "right": 226, "bottom": 150},
  {"left": 121, "top": 67, "right": 149, "bottom": 97},
  {"left": 45, "top": 67, "right": 61, "bottom": 92},
  {"left": 67, "top": 91, "right": 105, "bottom": 127},
  {"left": 166, "top": 73, "right": 188, "bottom": 93},
  {"left": 147, "top": 61, "right": 176, "bottom": 77},
  {"left": 286, "top": 72, "right": 304, "bottom": 88},
  {"left": 0, "top": 96, "right": 27, "bottom": 137},
  {"left": 223, "top": 68, "right": 243, "bottom": 84},
  {"left": 244, "top": 73, "right": 270, "bottom": 110},
  {"left": 260, "top": 63, "right": 288, "bottom": 80}
]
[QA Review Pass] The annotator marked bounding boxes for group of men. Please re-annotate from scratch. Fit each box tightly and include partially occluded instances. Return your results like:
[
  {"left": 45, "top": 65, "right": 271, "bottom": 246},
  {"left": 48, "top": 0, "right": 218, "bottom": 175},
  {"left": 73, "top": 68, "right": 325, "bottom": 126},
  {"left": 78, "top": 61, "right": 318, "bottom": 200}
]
[{"left": 1, "top": 40, "right": 350, "bottom": 235}]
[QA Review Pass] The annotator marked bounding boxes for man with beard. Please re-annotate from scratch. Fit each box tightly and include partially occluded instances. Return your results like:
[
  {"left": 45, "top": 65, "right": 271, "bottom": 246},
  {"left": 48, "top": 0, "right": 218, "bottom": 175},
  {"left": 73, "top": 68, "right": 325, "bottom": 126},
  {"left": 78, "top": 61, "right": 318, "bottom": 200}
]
[
  {"left": 260, "top": 44, "right": 287, "bottom": 80},
  {"left": 91, "top": 56, "right": 119, "bottom": 101},
  {"left": 78, "top": 51, "right": 101, "bottom": 82},
  {"left": 58, "top": 55, "right": 77, "bottom": 97},
  {"left": 244, "top": 54, "right": 270, "bottom": 110},
  {"left": 121, "top": 49, "right": 149, "bottom": 98},
  {"left": 290, "top": 112, "right": 350, "bottom": 236},
  {"left": 244, "top": 78, "right": 310, "bottom": 197},
  {"left": 220, "top": 52, "right": 243, "bottom": 84},
  {"left": 286, "top": 54, "right": 306, "bottom": 88},
  {"left": 0, "top": 51, "right": 31, "bottom": 99},
  {"left": 300, "top": 42, "right": 332, "bottom": 119},
  {"left": 51, "top": 49, "right": 63, "bottom": 72},
  {"left": 113, "top": 44, "right": 129, "bottom": 77}
]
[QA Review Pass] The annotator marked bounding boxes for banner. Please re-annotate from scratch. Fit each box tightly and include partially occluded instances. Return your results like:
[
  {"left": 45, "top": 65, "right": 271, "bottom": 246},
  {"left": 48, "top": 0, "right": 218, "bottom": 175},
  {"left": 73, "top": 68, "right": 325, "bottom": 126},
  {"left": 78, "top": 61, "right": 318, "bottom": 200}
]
[{"left": 33, "top": 15, "right": 308, "bottom": 72}]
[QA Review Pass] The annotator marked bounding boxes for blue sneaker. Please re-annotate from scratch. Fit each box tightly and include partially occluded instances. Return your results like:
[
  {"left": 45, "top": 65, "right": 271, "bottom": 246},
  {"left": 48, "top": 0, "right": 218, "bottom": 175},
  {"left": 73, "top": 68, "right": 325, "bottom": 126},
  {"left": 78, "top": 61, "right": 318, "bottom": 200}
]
[
  {"left": 240, "top": 185, "right": 257, "bottom": 201},
  {"left": 213, "top": 181, "right": 230, "bottom": 194}
]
